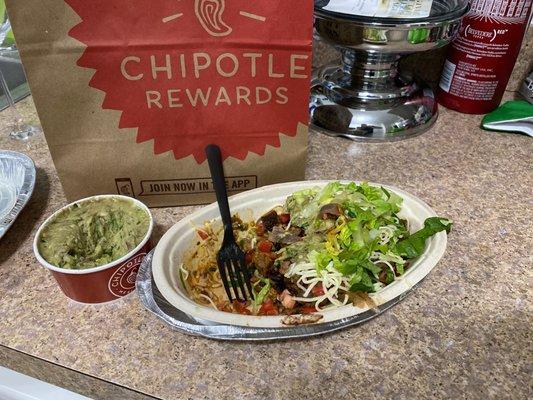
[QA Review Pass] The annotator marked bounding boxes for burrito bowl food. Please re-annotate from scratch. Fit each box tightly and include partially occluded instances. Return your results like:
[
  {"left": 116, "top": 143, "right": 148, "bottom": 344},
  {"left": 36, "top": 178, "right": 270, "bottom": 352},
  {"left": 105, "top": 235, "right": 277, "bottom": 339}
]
[{"left": 180, "top": 182, "right": 452, "bottom": 317}]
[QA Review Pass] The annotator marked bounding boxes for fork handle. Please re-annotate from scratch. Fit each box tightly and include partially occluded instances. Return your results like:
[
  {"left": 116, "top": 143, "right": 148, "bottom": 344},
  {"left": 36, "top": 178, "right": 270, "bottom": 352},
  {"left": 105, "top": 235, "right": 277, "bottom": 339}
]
[{"left": 205, "top": 144, "right": 233, "bottom": 235}]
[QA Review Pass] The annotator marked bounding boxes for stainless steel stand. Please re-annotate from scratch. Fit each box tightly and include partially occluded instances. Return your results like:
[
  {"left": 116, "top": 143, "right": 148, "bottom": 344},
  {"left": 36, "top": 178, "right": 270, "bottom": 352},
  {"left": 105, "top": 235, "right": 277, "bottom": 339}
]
[{"left": 310, "top": 0, "right": 469, "bottom": 141}]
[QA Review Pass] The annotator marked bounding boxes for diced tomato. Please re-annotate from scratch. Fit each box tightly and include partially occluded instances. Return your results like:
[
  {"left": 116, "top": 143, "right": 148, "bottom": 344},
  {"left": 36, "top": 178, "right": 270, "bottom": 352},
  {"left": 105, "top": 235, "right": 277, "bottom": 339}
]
[
  {"left": 256, "top": 221, "right": 265, "bottom": 236},
  {"left": 300, "top": 305, "right": 317, "bottom": 314},
  {"left": 197, "top": 229, "right": 209, "bottom": 240},
  {"left": 258, "top": 240, "right": 273, "bottom": 253},
  {"left": 311, "top": 284, "right": 325, "bottom": 297},
  {"left": 259, "top": 299, "right": 278, "bottom": 316},
  {"left": 245, "top": 251, "right": 254, "bottom": 265},
  {"left": 279, "top": 213, "right": 291, "bottom": 224},
  {"left": 232, "top": 300, "right": 251, "bottom": 315}
]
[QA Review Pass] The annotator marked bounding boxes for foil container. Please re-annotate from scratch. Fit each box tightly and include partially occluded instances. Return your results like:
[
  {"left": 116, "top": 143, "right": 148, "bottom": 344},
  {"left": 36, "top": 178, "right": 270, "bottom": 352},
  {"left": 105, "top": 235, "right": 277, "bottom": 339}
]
[
  {"left": 0, "top": 150, "right": 36, "bottom": 239},
  {"left": 136, "top": 250, "right": 414, "bottom": 341}
]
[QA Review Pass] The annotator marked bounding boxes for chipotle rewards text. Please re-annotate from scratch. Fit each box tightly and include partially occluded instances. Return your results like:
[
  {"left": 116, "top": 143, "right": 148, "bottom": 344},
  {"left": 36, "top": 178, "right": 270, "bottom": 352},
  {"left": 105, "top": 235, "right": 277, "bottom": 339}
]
[{"left": 120, "top": 52, "right": 309, "bottom": 109}]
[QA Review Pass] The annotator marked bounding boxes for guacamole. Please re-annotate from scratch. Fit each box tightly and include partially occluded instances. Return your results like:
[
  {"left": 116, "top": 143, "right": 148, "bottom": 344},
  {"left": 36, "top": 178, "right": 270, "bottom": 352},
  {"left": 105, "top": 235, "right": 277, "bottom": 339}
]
[{"left": 38, "top": 198, "right": 150, "bottom": 269}]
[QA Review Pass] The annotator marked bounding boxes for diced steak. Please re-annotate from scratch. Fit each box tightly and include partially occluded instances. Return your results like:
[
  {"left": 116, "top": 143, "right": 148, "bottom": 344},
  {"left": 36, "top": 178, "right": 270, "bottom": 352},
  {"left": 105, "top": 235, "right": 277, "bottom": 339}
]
[
  {"left": 318, "top": 203, "right": 342, "bottom": 220},
  {"left": 253, "top": 252, "right": 274, "bottom": 276},
  {"left": 288, "top": 226, "right": 303, "bottom": 237},
  {"left": 260, "top": 210, "right": 279, "bottom": 231},
  {"left": 268, "top": 226, "right": 302, "bottom": 245}
]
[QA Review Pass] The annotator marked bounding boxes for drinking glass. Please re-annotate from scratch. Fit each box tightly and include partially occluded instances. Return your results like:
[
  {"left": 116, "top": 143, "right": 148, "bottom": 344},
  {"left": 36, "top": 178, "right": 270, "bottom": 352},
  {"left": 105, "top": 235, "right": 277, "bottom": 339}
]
[{"left": 0, "top": 5, "right": 41, "bottom": 140}]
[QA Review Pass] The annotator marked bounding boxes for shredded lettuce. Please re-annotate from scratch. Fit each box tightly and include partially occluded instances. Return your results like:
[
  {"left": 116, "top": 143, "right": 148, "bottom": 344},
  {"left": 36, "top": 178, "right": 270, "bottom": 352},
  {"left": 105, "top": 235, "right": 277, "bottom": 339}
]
[
  {"left": 349, "top": 269, "right": 375, "bottom": 292},
  {"left": 284, "top": 188, "right": 319, "bottom": 227},
  {"left": 252, "top": 278, "right": 271, "bottom": 310},
  {"left": 395, "top": 217, "right": 452, "bottom": 258},
  {"left": 282, "top": 182, "right": 452, "bottom": 295}
]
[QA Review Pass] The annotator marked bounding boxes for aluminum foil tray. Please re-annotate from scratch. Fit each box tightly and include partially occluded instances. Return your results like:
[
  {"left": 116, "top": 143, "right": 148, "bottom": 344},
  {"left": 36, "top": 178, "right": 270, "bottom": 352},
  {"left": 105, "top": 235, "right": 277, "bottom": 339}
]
[
  {"left": 136, "top": 250, "right": 410, "bottom": 341},
  {"left": 0, "top": 150, "right": 36, "bottom": 239}
]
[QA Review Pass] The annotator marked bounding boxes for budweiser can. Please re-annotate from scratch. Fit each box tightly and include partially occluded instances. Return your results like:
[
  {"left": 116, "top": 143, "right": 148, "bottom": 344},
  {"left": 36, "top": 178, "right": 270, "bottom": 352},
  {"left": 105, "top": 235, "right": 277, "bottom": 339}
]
[{"left": 437, "top": 0, "right": 533, "bottom": 114}]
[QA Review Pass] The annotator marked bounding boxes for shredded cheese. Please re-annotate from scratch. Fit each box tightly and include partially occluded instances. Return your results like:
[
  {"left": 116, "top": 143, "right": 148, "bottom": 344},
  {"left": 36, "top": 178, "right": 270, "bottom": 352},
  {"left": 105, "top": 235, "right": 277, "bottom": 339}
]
[
  {"left": 373, "top": 259, "right": 395, "bottom": 276},
  {"left": 179, "top": 263, "right": 189, "bottom": 280},
  {"left": 378, "top": 225, "right": 397, "bottom": 245},
  {"left": 198, "top": 294, "right": 219, "bottom": 310},
  {"left": 285, "top": 219, "right": 292, "bottom": 231},
  {"left": 285, "top": 261, "right": 351, "bottom": 311}
]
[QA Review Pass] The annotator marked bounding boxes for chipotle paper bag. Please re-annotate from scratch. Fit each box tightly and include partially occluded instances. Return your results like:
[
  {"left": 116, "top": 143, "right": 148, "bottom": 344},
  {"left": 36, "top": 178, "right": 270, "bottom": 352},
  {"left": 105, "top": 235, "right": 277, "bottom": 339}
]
[{"left": 7, "top": 0, "right": 313, "bottom": 207}]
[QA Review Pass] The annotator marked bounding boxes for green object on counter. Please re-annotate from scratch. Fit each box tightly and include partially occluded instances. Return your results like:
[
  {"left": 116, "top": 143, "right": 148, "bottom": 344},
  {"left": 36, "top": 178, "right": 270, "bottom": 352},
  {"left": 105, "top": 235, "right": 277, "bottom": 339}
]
[{"left": 481, "top": 100, "right": 533, "bottom": 137}]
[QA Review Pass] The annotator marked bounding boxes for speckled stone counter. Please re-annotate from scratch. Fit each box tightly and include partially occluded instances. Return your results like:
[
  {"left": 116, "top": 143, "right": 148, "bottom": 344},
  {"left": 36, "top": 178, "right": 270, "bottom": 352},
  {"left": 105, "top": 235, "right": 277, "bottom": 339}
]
[{"left": 1, "top": 48, "right": 532, "bottom": 399}]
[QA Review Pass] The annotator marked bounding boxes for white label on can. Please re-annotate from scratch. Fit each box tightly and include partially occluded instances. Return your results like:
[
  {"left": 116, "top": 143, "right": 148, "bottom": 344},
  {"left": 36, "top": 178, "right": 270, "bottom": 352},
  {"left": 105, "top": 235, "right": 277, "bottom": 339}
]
[
  {"left": 439, "top": 60, "right": 457, "bottom": 93},
  {"left": 322, "top": 0, "right": 433, "bottom": 18}
]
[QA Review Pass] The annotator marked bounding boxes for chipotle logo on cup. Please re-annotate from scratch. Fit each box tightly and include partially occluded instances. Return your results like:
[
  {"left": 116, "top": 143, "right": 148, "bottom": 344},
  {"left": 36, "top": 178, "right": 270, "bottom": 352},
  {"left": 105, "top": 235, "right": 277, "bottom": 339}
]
[
  {"left": 33, "top": 195, "right": 153, "bottom": 304},
  {"left": 108, "top": 253, "right": 146, "bottom": 298}
]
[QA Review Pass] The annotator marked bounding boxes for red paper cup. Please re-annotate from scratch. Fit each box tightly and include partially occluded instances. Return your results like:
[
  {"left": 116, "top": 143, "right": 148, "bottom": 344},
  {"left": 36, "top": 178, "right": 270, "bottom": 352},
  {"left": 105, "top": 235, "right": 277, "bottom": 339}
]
[{"left": 33, "top": 195, "right": 153, "bottom": 304}]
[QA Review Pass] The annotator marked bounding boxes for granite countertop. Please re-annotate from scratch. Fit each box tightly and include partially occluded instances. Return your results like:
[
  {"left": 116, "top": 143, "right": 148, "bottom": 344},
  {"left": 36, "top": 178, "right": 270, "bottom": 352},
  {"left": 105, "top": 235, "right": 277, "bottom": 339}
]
[{"left": 1, "top": 40, "right": 532, "bottom": 398}]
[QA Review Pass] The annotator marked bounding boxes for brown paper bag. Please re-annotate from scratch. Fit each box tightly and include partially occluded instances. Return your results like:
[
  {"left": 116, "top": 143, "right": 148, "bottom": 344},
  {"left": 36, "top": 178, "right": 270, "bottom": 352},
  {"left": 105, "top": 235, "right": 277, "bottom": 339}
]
[{"left": 7, "top": 0, "right": 313, "bottom": 207}]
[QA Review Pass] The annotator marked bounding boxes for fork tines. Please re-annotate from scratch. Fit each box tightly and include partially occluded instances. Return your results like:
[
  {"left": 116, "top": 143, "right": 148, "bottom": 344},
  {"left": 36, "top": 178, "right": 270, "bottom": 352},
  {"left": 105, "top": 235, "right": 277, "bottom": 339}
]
[{"left": 217, "top": 243, "right": 253, "bottom": 302}]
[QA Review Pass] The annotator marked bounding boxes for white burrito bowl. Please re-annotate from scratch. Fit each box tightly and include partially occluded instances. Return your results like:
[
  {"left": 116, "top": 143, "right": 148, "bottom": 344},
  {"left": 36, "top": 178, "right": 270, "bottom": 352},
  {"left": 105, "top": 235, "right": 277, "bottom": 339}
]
[{"left": 152, "top": 181, "right": 448, "bottom": 328}]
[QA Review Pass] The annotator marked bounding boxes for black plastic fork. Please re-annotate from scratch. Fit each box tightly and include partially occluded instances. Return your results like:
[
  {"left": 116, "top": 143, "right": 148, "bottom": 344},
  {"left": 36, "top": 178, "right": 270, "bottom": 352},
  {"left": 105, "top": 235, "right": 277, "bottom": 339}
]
[{"left": 205, "top": 144, "right": 253, "bottom": 302}]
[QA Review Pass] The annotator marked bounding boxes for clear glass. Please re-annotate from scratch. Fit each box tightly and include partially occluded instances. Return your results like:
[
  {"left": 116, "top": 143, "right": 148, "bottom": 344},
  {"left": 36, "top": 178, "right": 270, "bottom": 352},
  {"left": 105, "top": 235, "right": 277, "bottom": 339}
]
[
  {"left": 0, "top": 68, "right": 40, "bottom": 140},
  {"left": 0, "top": 11, "right": 9, "bottom": 45},
  {"left": 0, "top": 7, "right": 41, "bottom": 140}
]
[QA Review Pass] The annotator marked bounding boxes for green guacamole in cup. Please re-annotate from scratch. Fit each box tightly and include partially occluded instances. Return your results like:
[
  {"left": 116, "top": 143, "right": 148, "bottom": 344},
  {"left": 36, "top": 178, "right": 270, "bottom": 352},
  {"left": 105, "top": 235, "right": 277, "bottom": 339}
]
[{"left": 38, "top": 197, "right": 150, "bottom": 269}]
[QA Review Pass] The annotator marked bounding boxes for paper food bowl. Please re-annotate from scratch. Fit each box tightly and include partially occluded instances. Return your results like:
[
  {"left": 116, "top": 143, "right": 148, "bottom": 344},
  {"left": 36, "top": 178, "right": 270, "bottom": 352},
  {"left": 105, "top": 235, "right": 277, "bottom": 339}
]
[
  {"left": 34, "top": 195, "right": 153, "bottom": 304},
  {"left": 152, "top": 181, "right": 448, "bottom": 328}
]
